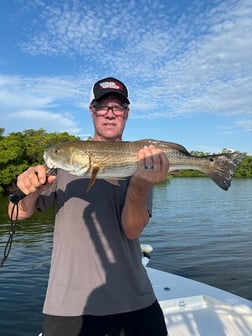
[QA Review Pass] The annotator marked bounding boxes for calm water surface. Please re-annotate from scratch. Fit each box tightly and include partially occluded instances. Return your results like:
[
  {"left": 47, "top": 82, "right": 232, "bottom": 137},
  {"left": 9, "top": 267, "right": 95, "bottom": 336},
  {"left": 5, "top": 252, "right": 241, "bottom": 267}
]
[{"left": 0, "top": 178, "right": 252, "bottom": 335}]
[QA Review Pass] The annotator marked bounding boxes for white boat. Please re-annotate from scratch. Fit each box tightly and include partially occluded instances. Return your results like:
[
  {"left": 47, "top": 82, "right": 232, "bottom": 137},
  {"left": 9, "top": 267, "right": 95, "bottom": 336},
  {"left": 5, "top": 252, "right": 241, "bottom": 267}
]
[
  {"left": 39, "top": 247, "right": 252, "bottom": 336},
  {"left": 141, "top": 243, "right": 252, "bottom": 336},
  {"left": 147, "top": 267, "right": 252, "bottom": 335}
]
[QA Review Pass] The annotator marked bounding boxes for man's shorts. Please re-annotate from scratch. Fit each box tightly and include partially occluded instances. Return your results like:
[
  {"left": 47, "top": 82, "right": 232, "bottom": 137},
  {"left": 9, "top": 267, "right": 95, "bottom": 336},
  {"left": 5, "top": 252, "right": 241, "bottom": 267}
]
[{"left": 42, "top": 299, "right": 168, "bottom": 336}]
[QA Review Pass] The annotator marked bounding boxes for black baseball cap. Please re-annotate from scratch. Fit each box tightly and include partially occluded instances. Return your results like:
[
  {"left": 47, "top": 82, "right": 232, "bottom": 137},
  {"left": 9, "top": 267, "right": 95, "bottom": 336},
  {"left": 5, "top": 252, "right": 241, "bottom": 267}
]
[{"left": 90, "top": 77, "right": 130, "bottom": 105}]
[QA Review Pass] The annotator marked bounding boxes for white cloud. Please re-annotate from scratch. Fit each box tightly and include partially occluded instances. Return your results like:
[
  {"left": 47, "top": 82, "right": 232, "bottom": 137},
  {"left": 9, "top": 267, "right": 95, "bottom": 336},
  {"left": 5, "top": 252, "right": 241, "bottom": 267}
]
[
  {"left": 8, "top": 110, "right": 81, "bottom": 134},
  {"left": 0, "top": 74, "right": 87, "bottom": 134},
  {"left": 236, "top": 120, "right": 252, "bottom": 132},
  {"left": 1, "top": 0, "right": 252, "bottom": 130}
]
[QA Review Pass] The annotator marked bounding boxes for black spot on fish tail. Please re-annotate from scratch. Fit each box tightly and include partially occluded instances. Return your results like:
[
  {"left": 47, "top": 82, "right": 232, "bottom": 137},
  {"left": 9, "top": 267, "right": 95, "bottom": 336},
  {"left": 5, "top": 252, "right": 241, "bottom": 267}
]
[{"left": 206, "top": 153, "right": 245, "bottom": 190}]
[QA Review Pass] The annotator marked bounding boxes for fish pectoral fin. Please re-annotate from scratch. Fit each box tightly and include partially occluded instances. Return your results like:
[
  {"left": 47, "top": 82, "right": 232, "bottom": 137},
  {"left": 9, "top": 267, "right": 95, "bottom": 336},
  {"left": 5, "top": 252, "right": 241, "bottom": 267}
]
[
  {"left": 87, "top": 166, "right": 100, "bottom": 191},
  {"left": 105, "top": 179, "right": 120, "bottom": 187}
]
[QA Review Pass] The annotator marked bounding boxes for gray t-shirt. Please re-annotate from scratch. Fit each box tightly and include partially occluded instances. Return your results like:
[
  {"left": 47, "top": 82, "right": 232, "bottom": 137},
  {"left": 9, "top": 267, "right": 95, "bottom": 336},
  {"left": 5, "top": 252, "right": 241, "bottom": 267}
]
[{"left": 37, "top": 169, "right": 156, "bottom": 316}]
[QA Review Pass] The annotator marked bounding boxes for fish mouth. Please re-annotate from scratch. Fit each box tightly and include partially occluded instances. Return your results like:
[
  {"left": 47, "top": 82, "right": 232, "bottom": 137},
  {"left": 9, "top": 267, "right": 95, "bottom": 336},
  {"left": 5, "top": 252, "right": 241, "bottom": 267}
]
[{"left": 43, "top": 152, "right": 55, "bottom": 169}]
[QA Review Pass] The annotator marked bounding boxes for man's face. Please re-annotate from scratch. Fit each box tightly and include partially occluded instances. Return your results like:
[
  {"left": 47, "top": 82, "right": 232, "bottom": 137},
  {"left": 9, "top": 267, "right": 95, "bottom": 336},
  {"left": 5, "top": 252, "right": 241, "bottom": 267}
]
[{"left": 90, "top": 95, "right": 129, "bottom": 141}]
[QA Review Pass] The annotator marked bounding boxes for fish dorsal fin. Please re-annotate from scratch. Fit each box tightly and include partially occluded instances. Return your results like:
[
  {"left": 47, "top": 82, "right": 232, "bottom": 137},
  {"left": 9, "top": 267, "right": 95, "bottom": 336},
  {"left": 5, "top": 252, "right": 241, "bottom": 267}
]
[{"left": 134, "top": 139, "right": 191, "bottom": 155}]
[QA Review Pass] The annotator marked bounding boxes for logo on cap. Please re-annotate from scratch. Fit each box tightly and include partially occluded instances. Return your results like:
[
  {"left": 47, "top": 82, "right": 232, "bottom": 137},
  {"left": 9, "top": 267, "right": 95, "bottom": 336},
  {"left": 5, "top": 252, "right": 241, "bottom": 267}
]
[{"left": 99, "top": 81, "right": 123, "bottom": 91}]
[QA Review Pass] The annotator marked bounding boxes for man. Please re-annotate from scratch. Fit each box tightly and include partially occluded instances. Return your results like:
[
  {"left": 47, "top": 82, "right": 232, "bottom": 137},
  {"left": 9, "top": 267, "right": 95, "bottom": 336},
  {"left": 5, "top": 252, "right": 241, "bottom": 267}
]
[{"left": 8, "top": 77, "right": 169, "bottom": 336}]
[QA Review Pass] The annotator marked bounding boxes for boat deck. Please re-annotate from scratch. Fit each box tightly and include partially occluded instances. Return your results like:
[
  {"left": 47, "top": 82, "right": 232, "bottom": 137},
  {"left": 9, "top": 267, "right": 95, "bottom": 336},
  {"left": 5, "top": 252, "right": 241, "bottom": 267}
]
[{"left": 147, "top": 267, "right": 252, "bottom": 336}]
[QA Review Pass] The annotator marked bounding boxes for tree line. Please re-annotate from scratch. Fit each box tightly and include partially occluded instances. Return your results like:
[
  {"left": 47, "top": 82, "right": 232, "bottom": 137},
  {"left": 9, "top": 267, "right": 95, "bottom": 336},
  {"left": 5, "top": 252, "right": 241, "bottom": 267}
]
[
  {"left": 0, "top": 128, "right": 80, "bottom": 193},
  {"left": 0, "top": 128, "right": 251, "bottom": 194}
]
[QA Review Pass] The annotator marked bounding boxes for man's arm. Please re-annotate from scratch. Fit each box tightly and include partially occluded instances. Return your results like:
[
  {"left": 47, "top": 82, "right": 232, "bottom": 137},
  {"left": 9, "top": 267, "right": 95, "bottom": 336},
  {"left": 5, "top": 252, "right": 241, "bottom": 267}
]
[
  {"left": 121, "top": 146, "right": 169, "bottom": 239},
  {"left": 8, "top": 165, "right": 56, "bottom": 220}
]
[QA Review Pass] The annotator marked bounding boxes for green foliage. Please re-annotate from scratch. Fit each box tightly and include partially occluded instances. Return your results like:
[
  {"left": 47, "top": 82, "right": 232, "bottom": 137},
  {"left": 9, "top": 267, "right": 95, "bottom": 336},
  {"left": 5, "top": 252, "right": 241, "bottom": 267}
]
[
  {"left": 0, "top": 133, "right": 25, "bottom": 164},
  {"left": 0, "top": 129, "right": 80, "bottom": 192},
  {"left": 234, "top": 155, "right": 252, "bottom": 177},
  {"left": 0, "top": 128, "right": 5, "bottom": 138}
]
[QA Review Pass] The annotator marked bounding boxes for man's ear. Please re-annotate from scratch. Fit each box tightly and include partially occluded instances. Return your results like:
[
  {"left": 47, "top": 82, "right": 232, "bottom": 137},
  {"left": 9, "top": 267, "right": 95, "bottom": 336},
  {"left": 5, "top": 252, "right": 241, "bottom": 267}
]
[{"left": 125, "top": 106, "right": 130, "bottom": 120}]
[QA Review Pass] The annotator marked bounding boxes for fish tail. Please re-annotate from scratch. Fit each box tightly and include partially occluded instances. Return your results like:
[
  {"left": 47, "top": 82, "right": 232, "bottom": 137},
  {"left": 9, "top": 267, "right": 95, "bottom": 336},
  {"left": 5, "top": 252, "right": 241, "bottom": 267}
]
[{"left": 204, "top": 153, "right": 245, "bottom": 190}]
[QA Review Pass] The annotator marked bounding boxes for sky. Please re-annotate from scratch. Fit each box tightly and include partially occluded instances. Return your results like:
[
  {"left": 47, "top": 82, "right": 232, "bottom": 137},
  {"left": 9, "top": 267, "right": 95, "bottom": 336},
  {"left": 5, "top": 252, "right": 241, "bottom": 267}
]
[{"left": 0, "top": 0, "right": 252, "bottom": 154}]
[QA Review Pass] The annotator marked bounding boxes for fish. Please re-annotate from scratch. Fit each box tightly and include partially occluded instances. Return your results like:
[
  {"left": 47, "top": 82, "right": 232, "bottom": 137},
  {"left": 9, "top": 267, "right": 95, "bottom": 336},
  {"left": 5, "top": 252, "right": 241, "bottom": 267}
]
[{"left": 43, "top": 139, "right": 245, "bottom": 191}]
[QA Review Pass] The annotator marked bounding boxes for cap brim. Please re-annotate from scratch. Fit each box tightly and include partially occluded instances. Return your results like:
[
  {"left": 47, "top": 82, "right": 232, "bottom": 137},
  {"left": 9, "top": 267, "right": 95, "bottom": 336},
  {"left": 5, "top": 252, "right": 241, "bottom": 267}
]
[{"left": 93, "top": 91, "right": 130, "bottom": 104}]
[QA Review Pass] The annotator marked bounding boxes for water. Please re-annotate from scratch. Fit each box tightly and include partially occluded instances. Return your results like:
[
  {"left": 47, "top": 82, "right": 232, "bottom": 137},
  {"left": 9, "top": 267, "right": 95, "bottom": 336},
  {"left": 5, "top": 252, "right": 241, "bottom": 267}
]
[
  {"left": 142, "top": 178, "right": 252, "bottom": 301},
  {"left": 0, "top": 178, "right": 252, "bottom": 335}
]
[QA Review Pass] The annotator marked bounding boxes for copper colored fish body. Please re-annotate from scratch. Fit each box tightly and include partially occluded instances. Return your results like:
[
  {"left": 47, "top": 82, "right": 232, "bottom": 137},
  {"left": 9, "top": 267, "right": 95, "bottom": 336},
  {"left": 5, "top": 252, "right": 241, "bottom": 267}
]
[{"left": 43, "top": 139, "right": 244, "bottom": 191}]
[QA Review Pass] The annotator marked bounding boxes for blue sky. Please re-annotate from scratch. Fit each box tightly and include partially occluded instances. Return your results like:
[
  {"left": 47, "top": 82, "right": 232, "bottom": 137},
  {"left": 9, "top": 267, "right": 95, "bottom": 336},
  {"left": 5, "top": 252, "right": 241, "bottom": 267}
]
[{"left": 1, "top": 0, "right": 251, "bottom": 154}]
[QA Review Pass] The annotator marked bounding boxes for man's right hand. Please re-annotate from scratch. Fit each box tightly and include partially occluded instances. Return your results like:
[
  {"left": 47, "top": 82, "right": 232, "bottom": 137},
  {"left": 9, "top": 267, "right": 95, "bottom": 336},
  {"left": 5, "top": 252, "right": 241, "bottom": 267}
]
[{"left": 16, "top": 165, "right": 56, "bottom": 196}]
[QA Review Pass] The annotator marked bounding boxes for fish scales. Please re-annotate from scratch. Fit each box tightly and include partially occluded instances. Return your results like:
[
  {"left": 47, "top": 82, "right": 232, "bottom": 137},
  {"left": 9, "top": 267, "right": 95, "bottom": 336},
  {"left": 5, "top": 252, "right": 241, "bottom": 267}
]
[{"left": 44, "top": 139, "right": 245, "bottom": 191}]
